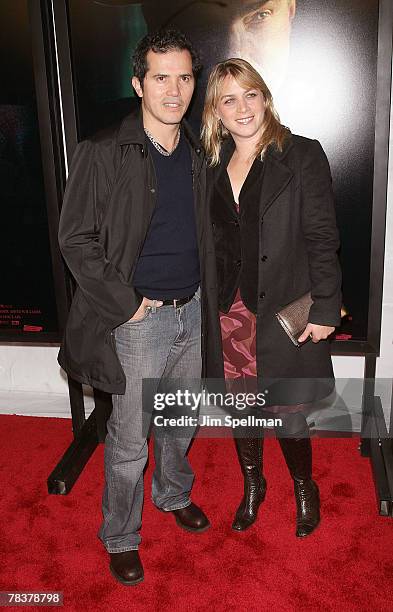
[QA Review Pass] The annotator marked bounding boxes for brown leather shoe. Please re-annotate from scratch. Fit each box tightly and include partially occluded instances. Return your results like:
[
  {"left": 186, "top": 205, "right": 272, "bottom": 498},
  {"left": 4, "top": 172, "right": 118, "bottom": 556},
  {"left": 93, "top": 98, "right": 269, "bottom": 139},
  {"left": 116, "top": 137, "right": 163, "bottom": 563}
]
[
  {"left": 109, "top": 551, "right": 144, "bottom": 586},
  {"left": 171, "top": 502, "right": 210, "bottom": 533}
]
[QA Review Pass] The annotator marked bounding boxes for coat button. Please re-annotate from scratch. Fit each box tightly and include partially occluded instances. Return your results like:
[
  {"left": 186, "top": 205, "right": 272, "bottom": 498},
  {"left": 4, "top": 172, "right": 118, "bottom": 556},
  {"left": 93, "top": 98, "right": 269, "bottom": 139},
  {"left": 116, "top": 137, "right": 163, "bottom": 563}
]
[
  {"left": 261, "top": 255, "right": 268, "bottom": 261},
  {"left": 259, "top": 291, "right": 266, "bottom": 299}
]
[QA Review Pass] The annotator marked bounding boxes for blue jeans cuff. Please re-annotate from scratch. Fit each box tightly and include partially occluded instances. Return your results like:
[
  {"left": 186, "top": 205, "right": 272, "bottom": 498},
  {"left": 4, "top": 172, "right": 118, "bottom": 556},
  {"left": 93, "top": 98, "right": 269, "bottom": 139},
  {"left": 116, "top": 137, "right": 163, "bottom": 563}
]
[
  {"left": 156, "top": 499, "right": 192, "bottom": 512},
  {"left": 106, "top": 545, "right": 139, "bottom": 553}
]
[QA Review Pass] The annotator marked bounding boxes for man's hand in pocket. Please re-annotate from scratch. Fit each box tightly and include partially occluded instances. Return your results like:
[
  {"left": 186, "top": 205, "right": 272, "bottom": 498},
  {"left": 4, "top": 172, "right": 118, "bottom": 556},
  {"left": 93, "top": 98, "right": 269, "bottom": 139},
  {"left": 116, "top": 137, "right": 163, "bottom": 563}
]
[{"left": 129, "top": 297, "right": 163, "bottom": 322}]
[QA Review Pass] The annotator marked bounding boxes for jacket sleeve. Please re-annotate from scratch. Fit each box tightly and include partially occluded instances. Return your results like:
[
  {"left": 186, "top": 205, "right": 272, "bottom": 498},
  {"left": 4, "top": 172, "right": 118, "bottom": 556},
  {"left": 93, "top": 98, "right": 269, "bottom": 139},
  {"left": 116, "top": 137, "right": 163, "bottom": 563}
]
[
  {"left": 58, "top": 139, "right": 142, "bottom": 327},
  {"left": 300, "top": 140, "right": 342, "bottom": 326}
]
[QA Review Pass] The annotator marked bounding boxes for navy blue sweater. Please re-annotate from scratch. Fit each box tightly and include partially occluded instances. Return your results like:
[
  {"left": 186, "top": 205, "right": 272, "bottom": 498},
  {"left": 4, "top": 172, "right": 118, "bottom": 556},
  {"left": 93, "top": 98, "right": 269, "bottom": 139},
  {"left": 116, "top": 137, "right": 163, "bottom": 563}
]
[{"left": 132, "top": 131, "right": 200, "bottom": 300}]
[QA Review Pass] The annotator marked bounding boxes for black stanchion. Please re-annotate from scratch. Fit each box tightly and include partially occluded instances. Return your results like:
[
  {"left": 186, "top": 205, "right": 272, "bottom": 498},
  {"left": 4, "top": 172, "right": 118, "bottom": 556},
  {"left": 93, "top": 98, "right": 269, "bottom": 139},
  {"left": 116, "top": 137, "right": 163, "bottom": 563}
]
[
  {"left": 359, "top": 355, "right": 393, "bottom": 516},
  {"left": 47, "top": 381, "right": 113, "bottom": 495}
]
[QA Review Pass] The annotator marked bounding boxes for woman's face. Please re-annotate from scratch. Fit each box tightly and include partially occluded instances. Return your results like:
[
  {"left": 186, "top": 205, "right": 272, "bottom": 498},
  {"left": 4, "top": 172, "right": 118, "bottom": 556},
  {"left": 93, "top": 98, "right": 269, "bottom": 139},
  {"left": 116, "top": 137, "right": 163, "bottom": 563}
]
[{"left": 215, "top": 75, "right": 266, "bottom": 142}]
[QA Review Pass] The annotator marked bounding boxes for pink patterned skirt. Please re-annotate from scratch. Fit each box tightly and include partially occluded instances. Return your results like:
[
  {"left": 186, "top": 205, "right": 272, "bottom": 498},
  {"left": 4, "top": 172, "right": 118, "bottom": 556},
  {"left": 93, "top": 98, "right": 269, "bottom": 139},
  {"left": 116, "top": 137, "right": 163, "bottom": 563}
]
[
  {"left": 220, "top": 288, "right": 257, "bottom": 379},
  {"left": 220, "top": 289, "right": 306, "bottom": 413}
]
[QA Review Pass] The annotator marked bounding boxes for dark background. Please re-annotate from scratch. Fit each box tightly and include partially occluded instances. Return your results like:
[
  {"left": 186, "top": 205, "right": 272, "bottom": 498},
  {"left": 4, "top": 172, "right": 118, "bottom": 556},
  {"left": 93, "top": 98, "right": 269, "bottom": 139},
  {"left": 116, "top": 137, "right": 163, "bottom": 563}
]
[
  {"left": 0, "top": 0, "right": 381, "bottom": 345},
  {"left": 0, "top": 0, "right": 59, "bottom": 337},
  {"left": 66, "top": 0, "right": 379, "bottom": 343}
]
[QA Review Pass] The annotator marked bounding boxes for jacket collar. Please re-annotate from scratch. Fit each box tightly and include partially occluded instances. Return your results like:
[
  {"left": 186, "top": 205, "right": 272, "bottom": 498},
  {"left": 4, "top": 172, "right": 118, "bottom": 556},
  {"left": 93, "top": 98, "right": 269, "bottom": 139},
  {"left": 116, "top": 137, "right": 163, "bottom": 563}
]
[
  {"left": 118, "top": 107, "right": 202, "bottom": 154},
  {"left": 216, "top": 132, "right": 294, "bottom": 217},
  {"left": 265, "top": 131, "right": 294, "bottom": 161},
  {"left": 213, "top": 138, "right": 236, "bottom": 213},
  {"left": 218, "top": 131, "right": 294, "bottom": 164},
  {"left": 118, "top": 108, "right": 145, "bottom": 146},
  {"left": 219, "top": 136, "right": 236, "bottom": 167},
  {"left": 260, "top": 134, "right": 294, "bottom": 216}
]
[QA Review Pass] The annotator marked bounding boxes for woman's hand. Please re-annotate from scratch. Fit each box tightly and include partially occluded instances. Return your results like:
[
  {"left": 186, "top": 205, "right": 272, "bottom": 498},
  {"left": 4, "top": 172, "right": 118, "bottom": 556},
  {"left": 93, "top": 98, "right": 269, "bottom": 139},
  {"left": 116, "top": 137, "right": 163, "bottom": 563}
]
[{"left": 298, "top": 323, "right": 335, "bottom": 344}]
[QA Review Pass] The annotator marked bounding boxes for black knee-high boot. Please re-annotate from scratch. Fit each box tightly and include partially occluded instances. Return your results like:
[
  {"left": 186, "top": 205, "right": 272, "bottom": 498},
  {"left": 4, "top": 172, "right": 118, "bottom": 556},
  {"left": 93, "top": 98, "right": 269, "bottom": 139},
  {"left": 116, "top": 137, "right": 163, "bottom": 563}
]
[
  {"left": 278, "top": 434, "right": 320, "bottom": 537},
  {"left": 232, "top": 433, "right": 266, "bottom": 531}
]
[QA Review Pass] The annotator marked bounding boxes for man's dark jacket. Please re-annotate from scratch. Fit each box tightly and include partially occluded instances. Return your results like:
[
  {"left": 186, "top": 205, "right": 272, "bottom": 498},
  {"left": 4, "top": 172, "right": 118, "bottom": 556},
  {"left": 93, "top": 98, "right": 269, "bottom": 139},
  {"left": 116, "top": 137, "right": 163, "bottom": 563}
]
[{"left": 58, "top": 111, "right": 223, "bottom": 394}]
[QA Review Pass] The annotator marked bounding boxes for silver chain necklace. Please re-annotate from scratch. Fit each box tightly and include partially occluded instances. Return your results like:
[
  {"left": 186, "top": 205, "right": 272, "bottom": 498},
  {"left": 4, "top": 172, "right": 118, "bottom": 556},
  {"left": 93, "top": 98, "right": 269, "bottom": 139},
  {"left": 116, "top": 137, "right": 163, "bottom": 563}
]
[{"left": 144, "top": 127, "right": 180, "bottom": 156}]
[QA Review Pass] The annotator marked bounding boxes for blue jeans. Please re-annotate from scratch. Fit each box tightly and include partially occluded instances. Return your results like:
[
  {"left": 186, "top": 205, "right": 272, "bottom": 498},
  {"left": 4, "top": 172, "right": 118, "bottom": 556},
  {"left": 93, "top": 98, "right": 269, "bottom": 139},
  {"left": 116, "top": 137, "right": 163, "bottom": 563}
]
[{"left": 98, "top": 291, "right": 201, "bottom": 553}]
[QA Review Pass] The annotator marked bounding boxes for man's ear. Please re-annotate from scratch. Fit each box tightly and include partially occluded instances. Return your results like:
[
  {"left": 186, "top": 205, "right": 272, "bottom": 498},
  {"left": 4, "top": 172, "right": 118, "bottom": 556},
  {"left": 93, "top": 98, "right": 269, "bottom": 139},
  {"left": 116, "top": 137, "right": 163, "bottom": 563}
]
[{"left": 132, "top": 76, "right": 143, "bottom": 98}]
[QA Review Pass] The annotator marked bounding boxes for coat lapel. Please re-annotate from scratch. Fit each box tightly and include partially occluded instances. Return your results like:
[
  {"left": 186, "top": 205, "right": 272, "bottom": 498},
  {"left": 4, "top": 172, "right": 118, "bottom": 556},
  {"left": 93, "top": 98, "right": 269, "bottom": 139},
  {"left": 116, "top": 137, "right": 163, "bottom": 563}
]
[
  {"left": 260, "top": 141, "right": 294, "bottom": 217},
  {"left": 212, "top": 138, "right": 239, "bottom": 218}
]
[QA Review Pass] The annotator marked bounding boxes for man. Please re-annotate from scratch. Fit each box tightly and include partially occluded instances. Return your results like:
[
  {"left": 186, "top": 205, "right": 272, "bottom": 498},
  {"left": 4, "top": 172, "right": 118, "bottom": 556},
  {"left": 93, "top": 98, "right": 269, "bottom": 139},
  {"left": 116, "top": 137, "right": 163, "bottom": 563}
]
[{"left": 58, "top": 30, "right": 222, "bottom": 586}]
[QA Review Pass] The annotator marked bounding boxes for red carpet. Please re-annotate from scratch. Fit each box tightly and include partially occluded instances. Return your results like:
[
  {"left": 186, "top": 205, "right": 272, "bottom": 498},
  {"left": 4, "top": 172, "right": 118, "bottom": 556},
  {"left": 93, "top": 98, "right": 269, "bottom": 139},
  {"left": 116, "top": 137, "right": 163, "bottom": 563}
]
[{"left": 0, "top": 414, "right": 392, "bottom": 611}]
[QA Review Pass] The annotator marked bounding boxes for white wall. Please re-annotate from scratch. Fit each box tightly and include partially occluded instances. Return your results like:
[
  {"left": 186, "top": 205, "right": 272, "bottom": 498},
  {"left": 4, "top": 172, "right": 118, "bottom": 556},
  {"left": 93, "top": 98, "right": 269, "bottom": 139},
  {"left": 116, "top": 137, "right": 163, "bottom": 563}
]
[
  {"left": 0, "top": 344, "right": 96, "bottom": 417},
  {"left": 0, "top": 345, "right": 67, "bottom": 394}
]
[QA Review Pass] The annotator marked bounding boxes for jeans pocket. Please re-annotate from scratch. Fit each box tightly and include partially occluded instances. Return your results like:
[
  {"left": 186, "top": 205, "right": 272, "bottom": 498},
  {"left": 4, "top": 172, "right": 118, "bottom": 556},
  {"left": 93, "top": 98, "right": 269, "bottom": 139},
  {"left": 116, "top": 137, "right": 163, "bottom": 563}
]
[
  {"left": 193, "top": 286, "right": 201, "bottom": 302},
  {"left": 125, "top": 306, "right": 152, "bottom": 325}
]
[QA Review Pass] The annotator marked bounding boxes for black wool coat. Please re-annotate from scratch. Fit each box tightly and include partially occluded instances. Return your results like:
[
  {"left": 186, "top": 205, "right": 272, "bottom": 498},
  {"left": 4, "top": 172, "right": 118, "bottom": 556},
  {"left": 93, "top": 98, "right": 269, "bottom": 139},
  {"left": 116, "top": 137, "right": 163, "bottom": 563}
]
[
  {"left": 209, "top": 134, "right": 342, "bottom": 405},
  {"left": 58, "top": 111, "right": 223, "bottom": 394}
]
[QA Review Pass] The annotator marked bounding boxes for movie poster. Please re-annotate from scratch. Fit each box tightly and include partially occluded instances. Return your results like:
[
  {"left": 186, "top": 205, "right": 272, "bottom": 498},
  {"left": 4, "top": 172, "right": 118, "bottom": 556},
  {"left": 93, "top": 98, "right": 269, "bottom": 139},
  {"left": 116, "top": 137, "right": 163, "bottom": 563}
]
[
  {"left": 66, "top": 0, "right": 380, "bottom": 345},
  {"left": 0, "top": 0, "right": 59, "bottom": 338}
]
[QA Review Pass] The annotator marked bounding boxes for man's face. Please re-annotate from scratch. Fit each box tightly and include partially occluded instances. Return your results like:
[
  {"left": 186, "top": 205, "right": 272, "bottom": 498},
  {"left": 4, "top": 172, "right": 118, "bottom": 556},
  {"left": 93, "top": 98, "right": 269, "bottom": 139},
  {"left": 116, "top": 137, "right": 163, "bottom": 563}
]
[
  {"left": 132, "top": 49, "right": 195, "bottom": 130},
  {"left": 229, "top": 0, "right": 296, "bottom": 95}
]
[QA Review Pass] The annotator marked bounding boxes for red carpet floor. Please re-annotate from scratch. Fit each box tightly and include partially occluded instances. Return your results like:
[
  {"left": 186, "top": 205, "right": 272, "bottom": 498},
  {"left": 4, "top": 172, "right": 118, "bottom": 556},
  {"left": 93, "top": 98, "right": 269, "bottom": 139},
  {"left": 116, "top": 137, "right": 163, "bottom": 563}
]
[{"left": 0, "top": 414, "right": 392, "bottom": 612}]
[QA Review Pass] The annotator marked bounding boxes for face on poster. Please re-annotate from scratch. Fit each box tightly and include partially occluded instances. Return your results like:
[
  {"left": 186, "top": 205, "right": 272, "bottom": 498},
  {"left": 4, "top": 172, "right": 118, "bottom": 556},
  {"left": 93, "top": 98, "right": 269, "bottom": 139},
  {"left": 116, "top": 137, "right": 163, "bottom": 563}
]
[
  {"left": 141, "top": 1, "right": 295, "bottom": 94},
  {"left": 228, "top": 0, "right": 296, "bottom": 95},
  {"left": 67, "top": 0, "right": 380, "bottom": 344}
]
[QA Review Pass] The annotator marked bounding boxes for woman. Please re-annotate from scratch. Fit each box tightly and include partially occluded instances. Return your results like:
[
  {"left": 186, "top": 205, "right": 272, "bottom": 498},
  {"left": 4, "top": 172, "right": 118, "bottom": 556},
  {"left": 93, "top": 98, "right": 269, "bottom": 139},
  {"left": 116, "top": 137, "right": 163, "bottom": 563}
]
[{"left": 201, "top": 59, "right": 342, "bottom": 537}]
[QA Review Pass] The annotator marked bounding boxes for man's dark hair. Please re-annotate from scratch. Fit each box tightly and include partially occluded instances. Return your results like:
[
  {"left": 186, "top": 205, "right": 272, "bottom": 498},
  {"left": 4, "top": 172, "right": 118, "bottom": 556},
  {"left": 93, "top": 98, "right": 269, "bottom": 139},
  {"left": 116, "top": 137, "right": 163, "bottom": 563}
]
[{"left": 132, "top": 29, "right": 202, "bottom": 83}]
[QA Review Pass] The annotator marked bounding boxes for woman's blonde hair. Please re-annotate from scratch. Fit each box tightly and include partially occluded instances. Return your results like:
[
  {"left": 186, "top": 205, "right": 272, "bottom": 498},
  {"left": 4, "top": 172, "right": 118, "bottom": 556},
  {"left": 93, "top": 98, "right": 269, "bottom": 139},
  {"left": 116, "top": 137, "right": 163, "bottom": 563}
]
[{"left": 201, "top": 58, "right": 290, "bottom": 166}]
